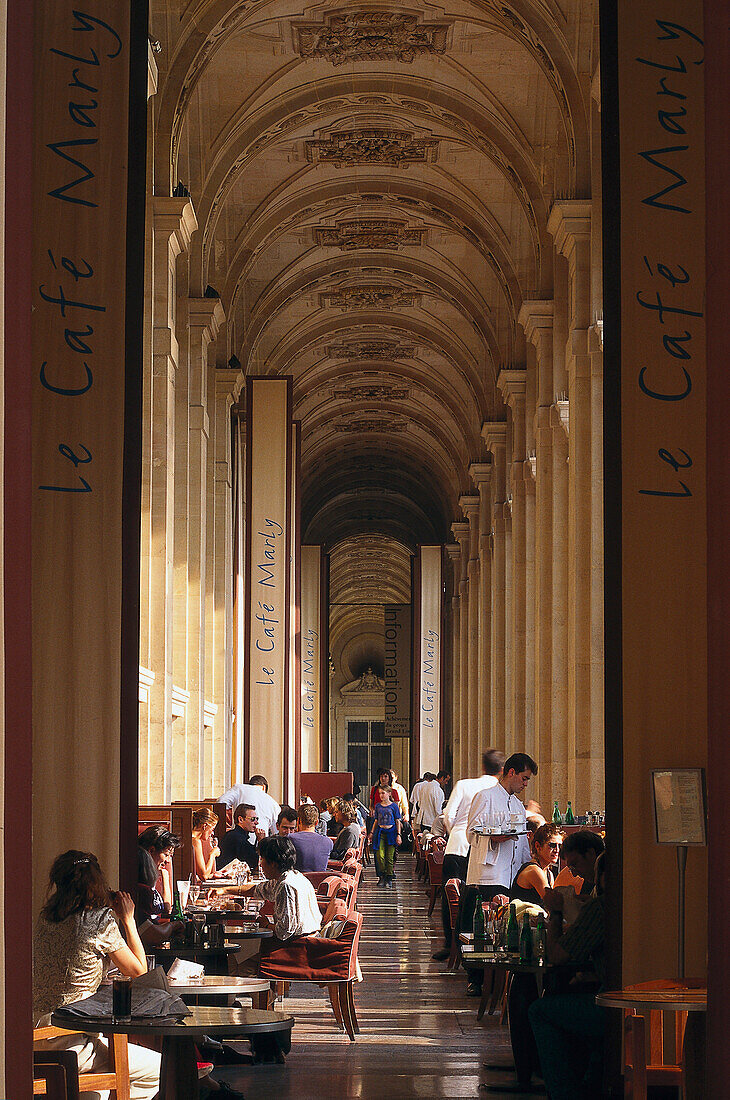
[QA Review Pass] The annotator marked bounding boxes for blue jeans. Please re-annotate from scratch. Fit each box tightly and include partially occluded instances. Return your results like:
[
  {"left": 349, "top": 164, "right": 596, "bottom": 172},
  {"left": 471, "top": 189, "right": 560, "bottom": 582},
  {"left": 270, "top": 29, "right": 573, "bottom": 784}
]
[{"left": 528, "top": 993, "right": 605, "bottom": 1099}]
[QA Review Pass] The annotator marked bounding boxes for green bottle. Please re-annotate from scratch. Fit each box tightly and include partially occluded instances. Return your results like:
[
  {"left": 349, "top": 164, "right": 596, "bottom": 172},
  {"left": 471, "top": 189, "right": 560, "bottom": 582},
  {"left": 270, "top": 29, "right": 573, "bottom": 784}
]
[
  {"left": 535, "top": 913, "right": 547, "bottom": 959},
  {"left": 552, "top": 801, "right": 561, "bottom": 824},
  {"left": 473, "top": 899, "right": 486, "bottom": 951},
  {"left": 565, "top": 801, "right": 575, "bottom": 825},
  {"left": 171, "top": 882, "right": 185, "bottom": 923},
  {"left": 506, "top": 903, "right": 520, "bottom": 954},
  {"left": 519, "top": 913, "right": 533, "bottom": 962}
]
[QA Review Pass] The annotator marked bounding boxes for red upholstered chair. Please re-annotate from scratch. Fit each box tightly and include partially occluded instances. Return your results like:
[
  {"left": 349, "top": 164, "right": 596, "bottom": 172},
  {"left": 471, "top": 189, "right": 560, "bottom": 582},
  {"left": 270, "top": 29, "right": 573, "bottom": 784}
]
[
  {"left": 327, "top": 847, "right": 360, "bottom": 870},
  {"left": 444, "top": 878, "right": 462, "bottom": 970},
  {"left": 426, "top": 846, "right": 445, "bottom": 916},
  {"left": 258, "top": 913, "right": 364, "bottom": 1040}
]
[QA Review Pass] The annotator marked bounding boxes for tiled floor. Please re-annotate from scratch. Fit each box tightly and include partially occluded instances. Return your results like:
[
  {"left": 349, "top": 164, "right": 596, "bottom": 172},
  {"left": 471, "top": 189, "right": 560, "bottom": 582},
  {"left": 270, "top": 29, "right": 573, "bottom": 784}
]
[{"left": 216, "top": 854, "right": 537, "bottom": 1098}]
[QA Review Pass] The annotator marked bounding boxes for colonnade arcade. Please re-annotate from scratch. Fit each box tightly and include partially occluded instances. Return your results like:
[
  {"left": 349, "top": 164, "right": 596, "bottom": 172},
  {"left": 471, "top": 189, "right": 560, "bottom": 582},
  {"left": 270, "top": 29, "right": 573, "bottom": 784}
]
[{"left": 141, "top": 0, "right": 604, "bottom": 812}]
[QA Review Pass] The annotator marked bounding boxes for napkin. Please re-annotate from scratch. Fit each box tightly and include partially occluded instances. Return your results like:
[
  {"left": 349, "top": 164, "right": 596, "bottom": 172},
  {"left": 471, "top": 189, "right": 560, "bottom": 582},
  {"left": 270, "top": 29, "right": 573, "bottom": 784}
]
[{"left": 167, "top": 957, "right": 204, "bottom": 981}]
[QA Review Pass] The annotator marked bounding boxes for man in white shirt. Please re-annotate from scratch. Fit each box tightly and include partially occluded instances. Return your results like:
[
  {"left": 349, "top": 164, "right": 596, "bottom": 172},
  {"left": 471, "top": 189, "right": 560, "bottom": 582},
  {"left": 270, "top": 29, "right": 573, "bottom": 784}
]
[
  {"left": 432, "top": 749, "right": 504, "bottom": 962},
  {"left": 218, "top": 774, "right": 281, "bottom": 835},
  {"left": 461, "top": 752, "right": 538, "bottom": 994},
  {"left": 409, "top": 774, "right": 429, "bottom": 821},
  {"left": 418, "top": 770, "right": 450, "bottom": 829}
]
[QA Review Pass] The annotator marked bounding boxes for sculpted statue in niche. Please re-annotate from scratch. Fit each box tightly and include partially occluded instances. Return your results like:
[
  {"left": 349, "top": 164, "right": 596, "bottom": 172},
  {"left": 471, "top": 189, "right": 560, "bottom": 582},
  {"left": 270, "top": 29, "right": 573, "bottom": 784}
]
[
  {"left": 293, "top": 11, "right": 450, "bottom": 66},
  {"left": 305, "top": 129, "right": 439, "bottom": 168},
  {"left": 340, "top": 667, "right": 386, "bottom": 698}
]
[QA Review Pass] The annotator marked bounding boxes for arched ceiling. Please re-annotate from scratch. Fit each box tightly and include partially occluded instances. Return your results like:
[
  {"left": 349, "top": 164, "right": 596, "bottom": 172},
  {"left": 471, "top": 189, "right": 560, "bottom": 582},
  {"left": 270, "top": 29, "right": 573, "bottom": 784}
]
[{"left": 151, "top": 0, "right": 594, "bottom": 597}]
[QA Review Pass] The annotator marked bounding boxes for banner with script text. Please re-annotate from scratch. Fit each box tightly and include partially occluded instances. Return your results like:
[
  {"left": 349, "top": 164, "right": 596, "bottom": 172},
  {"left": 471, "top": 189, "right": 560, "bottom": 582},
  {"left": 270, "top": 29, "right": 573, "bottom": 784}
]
[
  {"left": 618, "top": 1, "right": 707, "bottom": 983},
  {"left": 384, "top": 603, "right": 412, "bottom": 764},
  {"left": 244, "top": 377, "right": 292, "bottom": 802},
  {"left": 300, "top": 545, "right": 323, "bottom": 773},
  {"left": 417, "top": 546, "right": 442, "bottom": 774}
]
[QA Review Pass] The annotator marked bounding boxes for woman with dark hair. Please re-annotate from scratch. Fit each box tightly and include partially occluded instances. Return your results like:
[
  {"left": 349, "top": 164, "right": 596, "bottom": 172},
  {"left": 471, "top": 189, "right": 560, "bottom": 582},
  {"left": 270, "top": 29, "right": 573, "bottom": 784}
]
[
  {"left": 136, "top": 847, "right": 185, "bottom": 946},
  {"left": 510, "top": 823, "right": 563, "bottom": 905},
  {"left": 239, "top": 836, "right": 321, "bottom": 941},
  {"left": 33, "top": 850, "right": 160, "bottom": 1099},
  {"left": 137, "top": 824, "right": 181, "bottom": 912}
]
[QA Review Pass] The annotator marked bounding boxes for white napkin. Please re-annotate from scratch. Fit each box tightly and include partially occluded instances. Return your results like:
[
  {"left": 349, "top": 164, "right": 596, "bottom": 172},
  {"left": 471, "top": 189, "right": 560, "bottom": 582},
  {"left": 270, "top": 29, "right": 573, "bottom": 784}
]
[
  {"left": 167, "top": 957, "right": 204, "bottom": 981},
  {"left": 176, "top": 881, "right": 190, "bottom": 908}
]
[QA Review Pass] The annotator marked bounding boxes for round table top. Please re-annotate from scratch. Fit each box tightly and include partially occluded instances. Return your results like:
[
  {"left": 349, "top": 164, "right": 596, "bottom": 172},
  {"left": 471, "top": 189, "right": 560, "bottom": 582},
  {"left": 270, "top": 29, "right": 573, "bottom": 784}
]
[
  {"left": 168, "top": 976, "right": 270, "bottom": 996},
  {"left": 152, "top": 943, "right": 240, "bottom": 957},
  {"left": 596, "top": 989, "right": 707, "bottom": 1012},
  {"left": 51, "top": 1005, "right": 293, "bottom": 1038},
  {"left": 221, "top": 925, "right": 273, "bottom": 939}
]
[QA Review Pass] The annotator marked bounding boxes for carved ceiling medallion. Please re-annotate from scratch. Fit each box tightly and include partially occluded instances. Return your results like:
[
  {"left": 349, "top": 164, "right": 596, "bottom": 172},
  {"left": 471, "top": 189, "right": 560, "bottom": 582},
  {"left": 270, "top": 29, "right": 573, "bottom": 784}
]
[
  {"left": 293, "top": 11, "right": 450, "bottom": 66},
  {"left": 333, "top": 417, "right": 408, "bottom": 433},
  {"left": 305, "top": 129, "right": 439, "bottom": 168},
  {"left": 315, "top": 218, "right": 426, "bottom": 251},
  {"left": 320, "top": 285, "right": 420, "bottom": 309},
  {"left": 333, "top": 384, "right": 409, "bottom": 401},
  {"left": 327, "top": 340, "right": 415, "bottom": 360}
]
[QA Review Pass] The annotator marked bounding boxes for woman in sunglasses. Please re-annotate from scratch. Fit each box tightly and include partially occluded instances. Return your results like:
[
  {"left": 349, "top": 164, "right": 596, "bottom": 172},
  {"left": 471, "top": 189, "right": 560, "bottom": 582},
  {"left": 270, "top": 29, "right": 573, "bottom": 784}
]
[{"left": 509, "top": 822, "right": 563, "bottom": 905}]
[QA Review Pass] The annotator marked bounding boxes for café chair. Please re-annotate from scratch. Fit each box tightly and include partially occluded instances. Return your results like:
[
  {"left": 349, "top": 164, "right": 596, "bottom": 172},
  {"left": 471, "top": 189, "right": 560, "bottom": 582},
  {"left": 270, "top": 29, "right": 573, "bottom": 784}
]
[
  {"left": 426, "top": 846, "right": 445, "bottom": 916},
  {"left": 622, "top": 979, "right": 704, "bottom": 1098},
  {"left": 34, "top": 1026, "right": 131, "bottom": 1099},
  {"left": 443, "top": 878, "right": 462, "bottom": 970},
  {"left": 327, "top": 847, "right": 360, "bottom": 870},
  {"left": 258, "top": 913, "right": 364, "bottom": 1040}
]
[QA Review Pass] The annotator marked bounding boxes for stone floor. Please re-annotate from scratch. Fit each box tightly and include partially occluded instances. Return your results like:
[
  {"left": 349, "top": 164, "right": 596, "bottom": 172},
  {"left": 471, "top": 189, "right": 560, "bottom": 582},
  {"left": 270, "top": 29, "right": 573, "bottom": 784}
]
[{"left": 215, "top": 853, "right": 539, "bottom": 1098}]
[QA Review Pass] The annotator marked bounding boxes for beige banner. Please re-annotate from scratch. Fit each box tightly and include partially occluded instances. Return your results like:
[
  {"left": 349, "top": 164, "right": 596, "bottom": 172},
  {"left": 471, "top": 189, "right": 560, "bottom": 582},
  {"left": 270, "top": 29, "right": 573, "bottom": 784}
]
[
  {"left": 286, "top": 422, "right": 300, "bottom": 804},
  {"left": 618, "top": 2, "right": 707, "bottom": 982},
  {"left": 244, "top": 378, "right": 292, "bottom": 803},
  {"left": 300, "top": 545, "right": 322, "bottom": 773},
  {"left": 384, "top": 604, "right": 411, "bottom": 740},
  {"left": 32, "top": 4, "right": 131, "bottom": 908},
  {"left": 418, "top": 546, "right": 442, "bottom": 772}
]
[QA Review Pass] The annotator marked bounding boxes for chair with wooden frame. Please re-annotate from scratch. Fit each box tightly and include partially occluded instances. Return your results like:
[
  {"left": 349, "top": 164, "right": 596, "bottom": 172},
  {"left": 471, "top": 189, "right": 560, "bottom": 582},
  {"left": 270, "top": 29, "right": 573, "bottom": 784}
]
[
  {"left": 622, "top": 979, "right": 705, "bottom": 1099},
  {"left": 426, "top": 845, "right": 445, "bottom": 916},
  {"left": 34, "top": 1026, "right": 131, "bottom": 1099},
  {"left": 443, "top": 877, "right": 462, "bottom": 970}
]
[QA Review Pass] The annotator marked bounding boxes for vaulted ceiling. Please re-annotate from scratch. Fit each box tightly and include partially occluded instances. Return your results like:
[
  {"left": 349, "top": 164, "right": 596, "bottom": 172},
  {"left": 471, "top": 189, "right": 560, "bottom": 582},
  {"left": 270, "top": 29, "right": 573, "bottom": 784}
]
[{"left": 150, "top": 0, "right": 594, "bottom": 640}]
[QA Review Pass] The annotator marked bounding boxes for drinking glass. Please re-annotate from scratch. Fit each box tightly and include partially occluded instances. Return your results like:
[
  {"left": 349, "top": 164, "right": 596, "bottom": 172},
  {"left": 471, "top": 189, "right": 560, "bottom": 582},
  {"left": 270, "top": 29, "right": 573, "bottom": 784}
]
[{"left": 189, "top": 884, "right": 200, "bottom": 907}]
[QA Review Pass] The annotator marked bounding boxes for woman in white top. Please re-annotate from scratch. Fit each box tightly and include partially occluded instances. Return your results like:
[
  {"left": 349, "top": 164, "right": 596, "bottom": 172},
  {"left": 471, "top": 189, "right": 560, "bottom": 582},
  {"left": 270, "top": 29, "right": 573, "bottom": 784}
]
[
  {"left": 33, "top": 849, "right": 160, "bottom": 1100},
  {"left": 240, "top": 835, "right": 321, "bottom": 940}
]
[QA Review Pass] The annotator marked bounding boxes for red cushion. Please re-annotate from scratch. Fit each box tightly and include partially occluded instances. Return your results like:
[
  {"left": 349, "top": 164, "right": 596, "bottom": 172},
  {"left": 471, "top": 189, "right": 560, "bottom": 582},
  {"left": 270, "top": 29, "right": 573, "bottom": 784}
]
[{"left": 258, "top": 915, "right": 363, "bottom": 983}]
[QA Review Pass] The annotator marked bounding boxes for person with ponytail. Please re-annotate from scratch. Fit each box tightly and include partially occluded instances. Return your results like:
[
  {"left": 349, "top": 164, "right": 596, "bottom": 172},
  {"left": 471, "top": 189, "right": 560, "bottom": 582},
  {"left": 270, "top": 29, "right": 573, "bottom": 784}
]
[{"left": 33, "top": 850, "right": 160, "bottom": 1099}]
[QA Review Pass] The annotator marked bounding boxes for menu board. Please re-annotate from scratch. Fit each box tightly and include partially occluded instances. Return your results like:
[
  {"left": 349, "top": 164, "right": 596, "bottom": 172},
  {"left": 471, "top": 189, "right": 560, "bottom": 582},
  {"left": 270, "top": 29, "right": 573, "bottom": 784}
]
[{"left": 651, "top": 769, "right": 707, "bottom": 846}]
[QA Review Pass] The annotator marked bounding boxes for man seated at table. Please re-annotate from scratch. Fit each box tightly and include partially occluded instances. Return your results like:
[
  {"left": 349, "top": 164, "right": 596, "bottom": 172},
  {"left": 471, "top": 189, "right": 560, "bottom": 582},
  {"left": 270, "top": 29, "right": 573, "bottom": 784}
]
[
  {"left": 276, "top": 806, "right": 298, "bottom": 836},
  {"left": 218, "top": 803, "right": 264, "bottom": 873},
  {"left": 528, "top": 852, "right": 607, "bottom": 1100},
  {"left": 290, "top": 804, "right": 333, "bottom": 871}
]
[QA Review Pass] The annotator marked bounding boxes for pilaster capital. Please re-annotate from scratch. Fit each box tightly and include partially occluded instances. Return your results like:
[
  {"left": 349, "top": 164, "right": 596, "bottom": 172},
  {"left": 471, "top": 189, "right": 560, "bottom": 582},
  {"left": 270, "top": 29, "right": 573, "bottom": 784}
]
[
  {"left": 589, "top": 319, "right": 604, "bottom": 353},
  {"left": 188, "top": 297, "right": 225, "bottom": 342},
  {"left": 468, "top": 462, "right": 491, "bottom": 491},
  {"left": 458, "top": 494, "right": 480, "bottom": 519},
  {"left": 451, "top": 521, "right": 470, "bottom": 548},
  {"left": 444, "top": 544, "right": 461, "bottom": 564},
  {"left": 518, "top": 300, "right": 554, "bottom": 348},
  {"left": 148, "top": 41, "right": 159, "bottom": 99},
  {"left": 152, "top": 197, "right": 198, "bottom": 256},
  {"left": 547, "top": 200, "right": 592, "bottom": 261},
  {"left": 497, "top": 368, "right": 527, "bottom": 408},
  {"left": 481, "top": 421, "right": 507, "bottom": 454},
  {"left": 215, "top": 367, "right": 244, "bottom": 403},
  {"left": 550, "top": 399, "right": 570, "bottom": 438}
]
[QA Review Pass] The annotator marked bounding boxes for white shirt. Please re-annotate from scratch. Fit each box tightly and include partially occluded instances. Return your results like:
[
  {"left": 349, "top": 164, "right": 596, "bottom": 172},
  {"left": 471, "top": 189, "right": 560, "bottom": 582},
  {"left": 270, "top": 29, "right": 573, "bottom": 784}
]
[
  {"left": 465, "top": 783, "right": 531, "bottom": 887},
  {"left": 218, "top": 783, "right": 281, "bottom": 835},
  {"left": 410, "top": 779, "right": 426, "bottom": 808},
  {"left": 254, "top": 870, "right": 321, "bottom": 939},
  {"left": 418, "top": 779, "right": 445, "bottom": 827},
  {"left": 443, "top": 774, "right": 499, "bottom": 857}
]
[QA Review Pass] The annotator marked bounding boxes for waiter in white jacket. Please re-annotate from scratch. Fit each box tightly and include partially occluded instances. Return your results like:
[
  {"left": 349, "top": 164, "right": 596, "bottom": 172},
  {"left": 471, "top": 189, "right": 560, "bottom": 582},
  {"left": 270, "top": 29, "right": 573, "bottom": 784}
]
[
  {"left": 431, "top": 749, "right": 504, "bottom": 962},
  {"left": 461, "top": 752, "right": 538, "bottom": 995}
]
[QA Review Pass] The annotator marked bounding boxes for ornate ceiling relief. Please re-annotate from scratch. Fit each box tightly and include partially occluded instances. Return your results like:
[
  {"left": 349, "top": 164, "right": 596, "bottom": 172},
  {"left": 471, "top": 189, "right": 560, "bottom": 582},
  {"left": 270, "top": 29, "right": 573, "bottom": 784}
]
[
  {"left": 314, "top": 219, "right": 426, "bottom": 251},
  {"left": 305, "top": 129, "right": 439, "bottom": 168},
  {"left": 320, "top": 286, "right": 420, "bottom": 309},
  {"left": 333, "top": 417, "right": 408, "bottom": 433},
  {"left": 333, "top": 384, "right": 410, "bottom": 401},
  {"left": 293, "top": 11, "right": 451, "bottom": 66},
  {"left": 327, "top": 341, "right": 416, "bottom": 359}
]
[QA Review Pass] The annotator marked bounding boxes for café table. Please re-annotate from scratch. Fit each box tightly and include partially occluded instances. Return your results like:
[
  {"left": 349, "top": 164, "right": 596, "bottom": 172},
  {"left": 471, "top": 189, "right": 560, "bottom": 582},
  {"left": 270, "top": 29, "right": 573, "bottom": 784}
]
[
  {"left": 220, "top": 924, "right": 273, "bottom": 940},
  {"left": 168, "top": 975, "right": 272, "bottom": 1009},
  {"left": 152, "top": 943, "right": 239, "bottom": 976},
  {"left": 595, "top": 987, "right": 706, "bottom": 1100},
  {"left": 51, "top": 1005, "right": 294, "bottom": 1100}
]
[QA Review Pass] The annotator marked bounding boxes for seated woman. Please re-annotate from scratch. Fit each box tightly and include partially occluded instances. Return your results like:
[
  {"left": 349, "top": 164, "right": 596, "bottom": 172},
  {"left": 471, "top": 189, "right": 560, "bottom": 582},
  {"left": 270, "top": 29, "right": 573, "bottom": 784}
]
[
  {"left": 510, "top": 822, "right": 563, "bottom": 904},
  {"left": 33, "top": 850, "right": 160, "bottom": 1100},
  {"left": 241, "top": 835, "right": 321, "bottom": 942},
  {"left": 137, "top": 823, "right": 181, "bottom": 913},
  {"left": 136, "top": 847, "right": 185, "bottom": 946},
  {"left": 191, "top": 806, "right": 226, "bottom": 882},
  {"left": 330, "top": 804, "right": 362, "bottom": 861}
]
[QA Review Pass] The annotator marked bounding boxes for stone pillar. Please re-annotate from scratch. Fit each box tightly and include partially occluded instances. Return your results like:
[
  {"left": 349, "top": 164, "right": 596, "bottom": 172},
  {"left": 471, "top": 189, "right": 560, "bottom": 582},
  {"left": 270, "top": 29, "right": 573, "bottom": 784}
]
[
  {"left": 175, "top": 297, "right": 224, "bottom": 800},
  {"left": 451, "top": 522, "right": 470, "bottom": 783},
  {"left": 141, "top": 198, "right": 196, "bottom": 803},
  {"left": 444, "top": 545, "right": 462, "bottom": 778},
  {"left": 520, "top": 302, "right": 554, "bottom": 799},
  {"left": 460, "top": 495, "right": 481, "bottom": 778},
  {"left": 470, "top": 463, "right": 492, "bottom": 763},
  {"left": 483, "top": 423, "right": 507, "bottom": 752},
  {"left": 589, "top": 321, "right": 604, "bottom": 808},
  {"left": 548, "top": 201, "right": 593, "bottom": 812},
  {"left": 498, "top": 371, "right": 527, "bottom": 754},
  {"left": 524, "top": 354, "right": 537, "bottom": 767}
]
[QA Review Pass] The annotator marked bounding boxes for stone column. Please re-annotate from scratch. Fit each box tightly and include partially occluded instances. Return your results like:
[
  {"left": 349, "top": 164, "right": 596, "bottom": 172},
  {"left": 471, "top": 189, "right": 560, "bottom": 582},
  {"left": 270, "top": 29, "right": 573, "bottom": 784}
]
[
  {"left": 470, "top": 463, "right": 492, "bottom": 763},
  {"left": 524, "top": 354, "right": 537, "bottom": 767},
  {"left": 451, "top": 522, "right": 470, "bottom": 783},
  {"left": 519, "top": 301, "right": 554, "bottom": 799},
  {"left": 589, "top": 320, "right": 604, "bottom": 808},
  {"left": 175, "top": 297, "right": 224, "bottom": 800},
  {"left": 550, "top": 254, "right": 570, "bottom": 809},
  {"left": 445, "top": 545, "right": 462, "bottom": 778},
  {"left": 142, "top": 198, "right": 196, "bottom": 803},
  {"left": 548, "top": 201, "right": 592, "bottom": 812},
  {"left": 460, "top": 495, "right": 481, "bottom": 777},
  {"left": 482, "top": 423, "right": 507, "bottom": 752},
  {"left": 498, "top": 371, "right": 527, "bottom": 753}
]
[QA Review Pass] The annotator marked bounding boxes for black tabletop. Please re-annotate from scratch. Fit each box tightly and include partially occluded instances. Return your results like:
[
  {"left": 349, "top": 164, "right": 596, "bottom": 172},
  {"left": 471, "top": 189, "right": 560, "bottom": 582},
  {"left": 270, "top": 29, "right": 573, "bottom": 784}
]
[
  {"left": 152, "top": 944, "right": 240, "bottom": 957},
  {"left": 51, "top": 1005, "right": 293, "bottom": 1038}
]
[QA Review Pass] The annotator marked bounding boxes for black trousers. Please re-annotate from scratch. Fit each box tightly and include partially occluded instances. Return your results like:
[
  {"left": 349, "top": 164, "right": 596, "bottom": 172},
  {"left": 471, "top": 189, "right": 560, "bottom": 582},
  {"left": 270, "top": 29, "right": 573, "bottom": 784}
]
[
  {"left": 439, "top": 853, "right": 468, "bottom": 948},
  {"left": 507, "top": 972, "right": 541, "bottom": 1085},
  {"left": 459, "top": 884, "right": 509, "bottom": 988}
]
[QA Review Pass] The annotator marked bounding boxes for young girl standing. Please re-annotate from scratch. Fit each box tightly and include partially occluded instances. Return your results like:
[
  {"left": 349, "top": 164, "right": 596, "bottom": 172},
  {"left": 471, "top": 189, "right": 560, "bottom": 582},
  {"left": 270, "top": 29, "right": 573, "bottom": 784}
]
[{"left": 369, "top": 786, "right": 402, "bottom": 888}]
